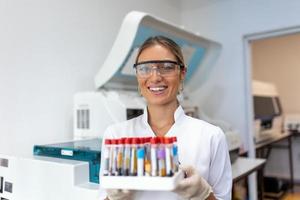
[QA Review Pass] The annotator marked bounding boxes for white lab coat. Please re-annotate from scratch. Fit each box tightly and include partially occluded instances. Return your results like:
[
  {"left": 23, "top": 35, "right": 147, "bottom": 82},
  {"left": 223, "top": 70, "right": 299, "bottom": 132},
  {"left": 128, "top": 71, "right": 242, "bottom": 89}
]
[{"left": 99, "top": 106, "right": 232, "bottom": 200}]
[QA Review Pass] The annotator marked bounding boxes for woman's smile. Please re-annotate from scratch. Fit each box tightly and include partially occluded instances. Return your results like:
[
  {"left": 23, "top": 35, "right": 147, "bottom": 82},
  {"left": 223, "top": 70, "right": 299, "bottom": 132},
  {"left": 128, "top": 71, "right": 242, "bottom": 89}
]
[{"left": 148, "top": 85, "right": 168, "bottom": 94}]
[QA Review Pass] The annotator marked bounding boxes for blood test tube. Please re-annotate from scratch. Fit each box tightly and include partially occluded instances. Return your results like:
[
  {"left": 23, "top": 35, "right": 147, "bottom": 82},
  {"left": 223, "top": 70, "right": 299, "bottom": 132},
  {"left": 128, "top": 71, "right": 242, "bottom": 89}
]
[
  {"left": 117, "top": 138, "right": 124, "bottom": 176},
  {"left": 123, "top": 137, "right": 131, "bottom": 176},
  {"left": 150, "top": 137, "right": 158, "bottom": 176},
  {"left": 137, "top": 147, "right": 145, "bottom": 176},
  {"left": 157, "top": 145, "right": 166, "bottom": 177},
  {"left": 144, "top": 137, "right": 151, "bottom": 176},
  {"left": 111, "top": 139, "right": 118, "bottom": 176},
  {"left": 130, "top": 137, "right": 139, "bottom": 176},
  {"left": 103, "top": 139, "right": 111, "bottom": 176},
  {"left": 172, "top": 137, "right": 179, "bottom": 173},
  {"left": 164, "top": 137, "right": 174, "bottom": 176}
]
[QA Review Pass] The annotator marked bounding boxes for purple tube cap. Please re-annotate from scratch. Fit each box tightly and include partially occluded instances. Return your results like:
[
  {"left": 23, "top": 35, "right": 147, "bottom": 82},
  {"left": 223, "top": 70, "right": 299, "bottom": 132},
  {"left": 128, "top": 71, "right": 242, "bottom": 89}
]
[{"left": 157, "top": 149, "right": 165, "bottom": 159}]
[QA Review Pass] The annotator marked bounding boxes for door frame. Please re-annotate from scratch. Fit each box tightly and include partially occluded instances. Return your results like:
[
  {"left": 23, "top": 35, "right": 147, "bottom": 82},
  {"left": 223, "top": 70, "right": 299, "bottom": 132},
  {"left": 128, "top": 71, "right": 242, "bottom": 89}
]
[{"left": 243, "top": 25, "right": 300, "bottom": 200}]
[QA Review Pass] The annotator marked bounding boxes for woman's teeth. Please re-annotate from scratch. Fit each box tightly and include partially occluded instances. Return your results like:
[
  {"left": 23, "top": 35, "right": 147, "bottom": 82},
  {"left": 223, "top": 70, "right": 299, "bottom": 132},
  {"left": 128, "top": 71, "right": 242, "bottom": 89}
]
[{"left": 149, "top": 86, "right": 166, "bottom": 92}]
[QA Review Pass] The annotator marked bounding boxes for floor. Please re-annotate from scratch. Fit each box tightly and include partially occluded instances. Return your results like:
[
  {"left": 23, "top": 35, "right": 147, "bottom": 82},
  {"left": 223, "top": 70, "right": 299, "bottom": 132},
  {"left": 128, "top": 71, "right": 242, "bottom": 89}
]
[
  {"left": 283, "top": 193, "right": 300, "bottom": 200},
  {"left": 283, "top": 185, "right": 300, "bottom": 200}
]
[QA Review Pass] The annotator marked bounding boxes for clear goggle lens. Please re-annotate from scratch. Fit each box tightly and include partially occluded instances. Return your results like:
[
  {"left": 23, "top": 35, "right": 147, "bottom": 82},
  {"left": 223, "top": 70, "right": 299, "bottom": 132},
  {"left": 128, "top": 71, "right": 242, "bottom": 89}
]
[{"left": 134, "top": 60, "right": 184, "bottom": 77}]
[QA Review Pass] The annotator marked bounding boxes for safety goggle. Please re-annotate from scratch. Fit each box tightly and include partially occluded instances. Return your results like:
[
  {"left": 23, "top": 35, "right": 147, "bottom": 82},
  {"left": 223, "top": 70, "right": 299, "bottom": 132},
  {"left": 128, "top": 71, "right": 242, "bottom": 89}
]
[{"left": 133, "top": 60, "right": 185, "bottom": 78}]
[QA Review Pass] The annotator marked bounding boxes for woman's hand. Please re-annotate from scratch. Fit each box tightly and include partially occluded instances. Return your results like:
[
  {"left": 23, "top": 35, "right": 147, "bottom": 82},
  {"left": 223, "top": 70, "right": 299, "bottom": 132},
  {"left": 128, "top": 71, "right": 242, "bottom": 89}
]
[
  {"left": 173, "top": 165, "right": 214, "bottom": 200},
  {"left": 105, "top": 189, "right": 134, "bottom": 200}
]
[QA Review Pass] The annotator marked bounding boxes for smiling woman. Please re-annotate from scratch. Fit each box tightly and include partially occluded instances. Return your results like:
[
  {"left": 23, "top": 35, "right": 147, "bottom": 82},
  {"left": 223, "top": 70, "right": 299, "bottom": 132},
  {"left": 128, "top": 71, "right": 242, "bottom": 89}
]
[
  {"left": 100, "top": 36, "right": 232, "bottom": 200},
  {"left": 135, "top": 41, "right": 185, "bottom": 110}
]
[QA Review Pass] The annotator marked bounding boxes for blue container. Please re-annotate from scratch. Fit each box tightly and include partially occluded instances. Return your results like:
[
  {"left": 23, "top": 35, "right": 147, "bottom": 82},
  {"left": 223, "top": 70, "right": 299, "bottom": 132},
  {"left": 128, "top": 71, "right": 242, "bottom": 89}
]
[{"left": 33, "top": 139, "right": 101, "bottom": 184}]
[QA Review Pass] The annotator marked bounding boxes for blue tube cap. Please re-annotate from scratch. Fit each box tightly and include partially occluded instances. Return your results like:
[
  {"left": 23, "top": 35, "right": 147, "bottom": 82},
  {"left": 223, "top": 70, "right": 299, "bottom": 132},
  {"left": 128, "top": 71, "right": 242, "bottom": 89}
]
[
  {"left": 173, "top": 146, "right": 178, "bottom": 156},
  {"left": 137, "top": 148, "right": 145, "bottom": 158}
]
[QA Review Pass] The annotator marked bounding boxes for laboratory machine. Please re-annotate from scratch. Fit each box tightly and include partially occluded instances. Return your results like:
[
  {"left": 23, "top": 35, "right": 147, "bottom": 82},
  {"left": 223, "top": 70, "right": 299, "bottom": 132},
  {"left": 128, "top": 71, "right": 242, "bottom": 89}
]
[
  {"left": 0, "top": 11, "right": 240, "bottom": 200},
  {"left": 252, "top": 80, "right": 284, "bottom": 143},
  {"left": 284, "top": 114, "right": 300, "bottom": 132}
]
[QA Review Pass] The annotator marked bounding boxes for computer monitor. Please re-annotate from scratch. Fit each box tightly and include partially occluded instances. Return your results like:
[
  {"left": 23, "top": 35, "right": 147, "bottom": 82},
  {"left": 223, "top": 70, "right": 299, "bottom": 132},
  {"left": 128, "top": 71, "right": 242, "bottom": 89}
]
[{"left": 253, "top": 96, "right": 282, "bottom": 129}]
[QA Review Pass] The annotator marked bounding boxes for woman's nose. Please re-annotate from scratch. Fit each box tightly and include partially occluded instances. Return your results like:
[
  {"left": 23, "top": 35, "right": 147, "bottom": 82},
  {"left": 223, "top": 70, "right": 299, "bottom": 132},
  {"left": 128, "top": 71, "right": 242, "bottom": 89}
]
[{"left": 149, "top": 68, "right": 162, "bottom": 81}]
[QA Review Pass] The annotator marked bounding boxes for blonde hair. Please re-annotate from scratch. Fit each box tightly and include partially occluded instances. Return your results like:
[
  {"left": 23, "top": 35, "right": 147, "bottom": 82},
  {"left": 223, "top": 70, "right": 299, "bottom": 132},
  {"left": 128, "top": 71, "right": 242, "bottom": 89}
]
[{"left": 135, "top": 36, "right": 185, "bottom": 70}]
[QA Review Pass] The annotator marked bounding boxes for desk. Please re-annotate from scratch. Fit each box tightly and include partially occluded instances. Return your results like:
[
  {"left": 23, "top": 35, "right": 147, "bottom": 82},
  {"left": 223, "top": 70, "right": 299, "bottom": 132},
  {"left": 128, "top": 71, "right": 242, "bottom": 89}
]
[
  {"left": 290, "top": 129, "right": 300, "bottom": 137},
  {"left": 255, "top": 132, "right": 294, "bottom": 192},
  {"left": 232, "top": 157, "right": 266, "bottom": 182},
  {"left": 232, "top": 157, "right": 266, "bottom": 200}
]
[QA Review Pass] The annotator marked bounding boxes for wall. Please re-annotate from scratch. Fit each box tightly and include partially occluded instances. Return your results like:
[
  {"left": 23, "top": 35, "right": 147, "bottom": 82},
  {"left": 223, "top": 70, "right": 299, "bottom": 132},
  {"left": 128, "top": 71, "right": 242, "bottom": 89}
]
[
  {"left": 2, "top": 0, "right": 300, "bottom": 179},
  {"left": 0, "top": 0, "right": 181, "bottom": 156},
  {"left": 180, "top": 0, "right": 300, "bottom": 151},
  {"left": 252, "top": 33, "right": 300, "bottom": 113},
  {"left": 252, "top": 33, "right": 300, "bottom": 180}
]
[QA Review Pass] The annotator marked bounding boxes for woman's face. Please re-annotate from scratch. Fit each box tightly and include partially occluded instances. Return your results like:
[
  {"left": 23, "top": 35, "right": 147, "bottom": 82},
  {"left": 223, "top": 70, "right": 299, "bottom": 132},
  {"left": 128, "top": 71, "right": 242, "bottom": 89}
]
[{"left": 136, "top": 44, "right": 185, "bottom": 107}]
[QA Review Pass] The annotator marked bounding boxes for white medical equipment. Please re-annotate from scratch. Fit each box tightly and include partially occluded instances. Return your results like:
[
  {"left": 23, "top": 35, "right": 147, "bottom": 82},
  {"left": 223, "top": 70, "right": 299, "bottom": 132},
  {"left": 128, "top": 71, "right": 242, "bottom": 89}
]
[
  {"left": 74, "top": 91, "right": 145, "bottom": 140},
  {"left": 284, "top": 114, "right": 300, "bottom": 132},
  {"left": 252, "top": 80, "right": 284, "bottom": 143},
  {"left": 0, "top": 11, "right": 239, "bottom": 200}
]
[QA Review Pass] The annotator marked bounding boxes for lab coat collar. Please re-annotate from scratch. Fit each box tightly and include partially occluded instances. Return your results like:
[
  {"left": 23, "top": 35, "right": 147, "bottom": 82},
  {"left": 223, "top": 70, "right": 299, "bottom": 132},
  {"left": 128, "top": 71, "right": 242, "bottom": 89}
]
[{"left": 142, "top": 105, "right": 185, "bottom": 125}]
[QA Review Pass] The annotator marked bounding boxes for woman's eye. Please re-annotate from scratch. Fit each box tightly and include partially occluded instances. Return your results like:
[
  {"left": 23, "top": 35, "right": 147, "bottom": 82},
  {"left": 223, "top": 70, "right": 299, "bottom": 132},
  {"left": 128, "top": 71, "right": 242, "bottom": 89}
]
[
  {"left": 163, "top": 64, "right": 175, "bottom": 71},
  {"left": 139, "top": 65, "right": 151, "bottom": 73}
]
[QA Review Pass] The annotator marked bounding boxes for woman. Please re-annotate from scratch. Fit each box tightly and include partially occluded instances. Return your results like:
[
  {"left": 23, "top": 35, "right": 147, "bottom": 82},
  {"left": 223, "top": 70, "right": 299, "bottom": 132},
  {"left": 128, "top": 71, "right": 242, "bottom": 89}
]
[{"left": 100, "top": 36, "right": 232, "bottom": 200}]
